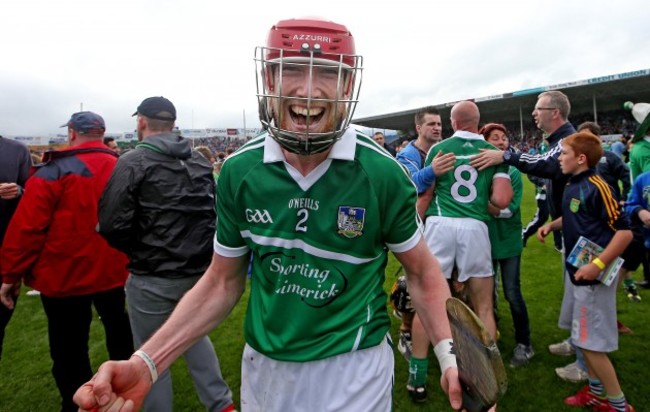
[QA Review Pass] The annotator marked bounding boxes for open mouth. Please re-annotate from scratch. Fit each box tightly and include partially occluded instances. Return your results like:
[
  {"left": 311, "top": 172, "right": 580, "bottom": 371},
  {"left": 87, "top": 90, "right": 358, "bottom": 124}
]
[{"left": 289, "top": 105, "right": 325, "bottom": 128}]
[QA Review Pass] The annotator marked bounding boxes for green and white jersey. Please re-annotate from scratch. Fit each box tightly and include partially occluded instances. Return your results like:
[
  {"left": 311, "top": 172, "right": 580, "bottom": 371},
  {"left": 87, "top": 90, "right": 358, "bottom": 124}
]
[
  {"left": 215, "top": 128, "right": 421, "bottom": 362},
  {"left": 487, "top": 166, "right": 523, "bottom": 259},
  {"left": 424, "top": 131, "right": 510, "bottom": 222}
]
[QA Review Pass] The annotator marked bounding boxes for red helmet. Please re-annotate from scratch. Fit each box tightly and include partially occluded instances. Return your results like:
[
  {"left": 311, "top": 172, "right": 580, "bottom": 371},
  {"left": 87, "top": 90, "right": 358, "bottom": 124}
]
[
  {"left": 265, "top": 18, "right": 357, "bottom": 68},
  {"left": 255, "top": 18, "right": 363, "bottom": 155}
]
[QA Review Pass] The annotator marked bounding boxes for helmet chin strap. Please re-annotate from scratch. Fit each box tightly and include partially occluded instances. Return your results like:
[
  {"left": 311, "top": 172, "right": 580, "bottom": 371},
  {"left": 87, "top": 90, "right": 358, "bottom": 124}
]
[{"left": 266, "top": 125, "right": 345, "bottom": 156}]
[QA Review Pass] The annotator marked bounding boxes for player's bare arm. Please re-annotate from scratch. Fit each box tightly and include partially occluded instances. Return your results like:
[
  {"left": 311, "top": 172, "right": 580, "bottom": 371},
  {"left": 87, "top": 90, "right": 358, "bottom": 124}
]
[
  {"left": 138, "top": 252, "right": 248, "bottom": 370},
  {"left": 489, "top": 176, "right": 513, "bottom": 210},
  {"left": 395, "top": 239, "right": 463, "bottom": 410},
  {"left": 74, "top": 253, "right": 249, "bottom": 411},
  {"left": 416, "top": 186, "right": 435, "bottom": 221},
  {"left": 397, "top": 239, "right": 451, "bottom": 343}
]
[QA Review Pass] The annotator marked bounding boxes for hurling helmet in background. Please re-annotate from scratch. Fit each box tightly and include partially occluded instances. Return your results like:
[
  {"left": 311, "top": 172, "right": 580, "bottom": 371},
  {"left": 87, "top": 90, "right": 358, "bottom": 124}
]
[{"left": 255, "top": 18, "right": 363, "bottom": 155}]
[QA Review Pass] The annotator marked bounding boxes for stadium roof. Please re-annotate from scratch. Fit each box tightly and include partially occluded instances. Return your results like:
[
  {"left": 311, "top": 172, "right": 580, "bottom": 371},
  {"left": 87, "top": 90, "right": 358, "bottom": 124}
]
[{"left": 352, "top": 68, "right": 650, "bottom": 136}]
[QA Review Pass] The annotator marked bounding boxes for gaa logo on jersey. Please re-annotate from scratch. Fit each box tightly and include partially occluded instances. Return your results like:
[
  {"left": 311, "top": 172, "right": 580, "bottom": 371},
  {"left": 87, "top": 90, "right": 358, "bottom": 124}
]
[
  {"left": 569, "top": 198, "right": 580, "bottom": 213},
  {"left": 337, "top": 206, "right": 365, "bottom": 238},
  {"left": 245, "top": 208, "right": 274, "bottom": 224}
]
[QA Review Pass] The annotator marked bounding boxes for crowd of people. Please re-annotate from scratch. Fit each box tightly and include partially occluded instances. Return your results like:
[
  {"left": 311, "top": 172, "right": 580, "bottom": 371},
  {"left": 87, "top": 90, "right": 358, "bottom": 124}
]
[
  {"left": 384, "top": 110, "right": 639, "bottom": 161},
  {"left": 96, "top": 135, "right": 245, "bottom": 161},
  {"left": 0, "top": 16, "right": 648, "bottom": 412}
]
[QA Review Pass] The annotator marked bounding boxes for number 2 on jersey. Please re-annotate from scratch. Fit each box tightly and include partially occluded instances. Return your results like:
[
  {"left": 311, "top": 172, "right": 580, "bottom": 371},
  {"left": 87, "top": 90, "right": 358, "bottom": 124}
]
[{"left": 296, "top": 208, "right": 308, "bottom": 232}]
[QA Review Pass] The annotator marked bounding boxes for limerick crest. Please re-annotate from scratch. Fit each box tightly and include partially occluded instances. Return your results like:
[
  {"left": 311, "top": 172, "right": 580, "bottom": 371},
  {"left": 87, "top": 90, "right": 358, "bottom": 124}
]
[{"left": 337, "top": 206, "right": 365, "bottom": 238}]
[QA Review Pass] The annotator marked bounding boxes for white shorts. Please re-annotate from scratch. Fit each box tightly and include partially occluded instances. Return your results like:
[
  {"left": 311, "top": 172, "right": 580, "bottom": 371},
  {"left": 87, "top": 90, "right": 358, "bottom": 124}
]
[
  {"left": 559, "top": 271, "right": 618, "bottom": 352},
  {"left": 240, "top": 337, "right": 394, "bottom": 412},
  {"left": 424, "top": 216, "right": 493, "bottom": 282}
]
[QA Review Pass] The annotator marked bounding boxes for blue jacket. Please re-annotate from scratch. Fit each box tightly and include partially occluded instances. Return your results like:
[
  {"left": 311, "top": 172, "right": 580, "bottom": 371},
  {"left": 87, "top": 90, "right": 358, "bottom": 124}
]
[
  {"left": 563, "top": 169, "right": 630, "bottom": 285},
  {"left": 625, "top": 170, "right": 650, "bottom": 246},
  {"left": 395, "top": 141, "right": 435, "bottom": 193},
  {"left": 625, "top": 171, "right": 650, "bottom": 217}
]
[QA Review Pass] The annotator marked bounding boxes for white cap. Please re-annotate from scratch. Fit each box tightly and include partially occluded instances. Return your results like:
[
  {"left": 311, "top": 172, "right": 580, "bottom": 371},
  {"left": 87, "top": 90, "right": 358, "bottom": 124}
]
[{"left": 624, "top": 101, "right": 650, "bottom": 141}]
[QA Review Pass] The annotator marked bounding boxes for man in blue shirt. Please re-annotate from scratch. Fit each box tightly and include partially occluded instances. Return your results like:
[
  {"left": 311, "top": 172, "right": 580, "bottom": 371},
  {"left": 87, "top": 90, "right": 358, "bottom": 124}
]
[{"left": 396, "top": 107, "right": 455, "bottom": 194}]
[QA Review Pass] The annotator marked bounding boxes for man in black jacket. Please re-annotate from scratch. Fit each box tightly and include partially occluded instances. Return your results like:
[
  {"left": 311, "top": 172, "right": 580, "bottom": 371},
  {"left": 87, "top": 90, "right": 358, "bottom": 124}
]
[
  {"left": 472, "top": 91, "right": 574, "bottom": 222},
  {"left": 0, "top": 136, "right": 31, "bottom": 361},
  {"left": 97, "top": 97, "right": 235, "bottom": 412}
]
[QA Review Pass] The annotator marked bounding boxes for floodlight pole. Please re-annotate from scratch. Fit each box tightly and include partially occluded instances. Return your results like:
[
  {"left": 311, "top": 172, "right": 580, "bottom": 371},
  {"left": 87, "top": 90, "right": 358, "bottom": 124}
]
[
  {"left": 519, "top": 105, "right": 524, "bottom": 142},
  {"left": 592, "top": 93, "right": 598, "bottom": 124}
]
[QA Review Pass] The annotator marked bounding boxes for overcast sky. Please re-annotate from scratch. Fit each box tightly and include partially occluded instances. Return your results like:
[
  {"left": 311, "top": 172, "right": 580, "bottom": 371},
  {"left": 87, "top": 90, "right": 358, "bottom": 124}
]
[{"left": 1, "top": 0, "right": 647, "bottom": 136}]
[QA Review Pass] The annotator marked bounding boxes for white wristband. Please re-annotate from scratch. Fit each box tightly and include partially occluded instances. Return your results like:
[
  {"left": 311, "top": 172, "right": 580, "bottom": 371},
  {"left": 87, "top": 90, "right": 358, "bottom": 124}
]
[
  {"left": 433, "top": 338, "right": 457, "bottom": 373},
  {"left": 132, "top": 350, "right": 158, "bottom": 384}
]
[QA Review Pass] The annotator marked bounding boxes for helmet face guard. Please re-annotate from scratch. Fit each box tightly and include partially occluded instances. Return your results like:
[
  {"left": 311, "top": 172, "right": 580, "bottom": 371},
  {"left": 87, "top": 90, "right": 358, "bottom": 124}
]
[{"left": 255, "top": 18, "right": 363, "bottom": 156}]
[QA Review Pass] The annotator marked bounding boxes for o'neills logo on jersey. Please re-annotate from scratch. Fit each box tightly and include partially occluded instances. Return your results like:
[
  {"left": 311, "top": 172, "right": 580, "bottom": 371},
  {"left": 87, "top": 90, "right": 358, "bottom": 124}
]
[
  {"left": 292, "top": 34, "right": 331, "bottom": 43},
  {"left": 337, "top": 206, "right": 365, "bottom": 238},
  {"left": 245, "top": 208, "right": 274, "bottom": 224}
]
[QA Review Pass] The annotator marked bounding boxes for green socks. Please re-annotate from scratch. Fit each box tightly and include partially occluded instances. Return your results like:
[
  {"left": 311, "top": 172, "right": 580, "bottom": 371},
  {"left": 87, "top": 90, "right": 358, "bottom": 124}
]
[{"left": 408, "top": 356, "right": 429, "bottom": 386}]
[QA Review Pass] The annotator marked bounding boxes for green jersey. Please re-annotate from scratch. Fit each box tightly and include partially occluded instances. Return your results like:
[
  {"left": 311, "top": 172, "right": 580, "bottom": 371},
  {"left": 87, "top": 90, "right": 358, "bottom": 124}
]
[
  {"left": 215, "top": 129, "right": 421, "bottom": 362},
  {"left": 424, "top": 131, "right": 510, "bottom": 222},
  {"left": 487, "top": 166, "right": 523, "bottom": 259},
  {"left": 539, "top": 142, "right": 549, "bottom": 154}
]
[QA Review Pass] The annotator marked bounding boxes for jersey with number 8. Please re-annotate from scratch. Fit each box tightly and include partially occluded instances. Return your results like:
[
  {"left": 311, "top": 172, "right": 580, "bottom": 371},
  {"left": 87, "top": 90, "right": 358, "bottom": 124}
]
[{"left": 424, "top": 132, "right": 509, "bottom": 222}]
